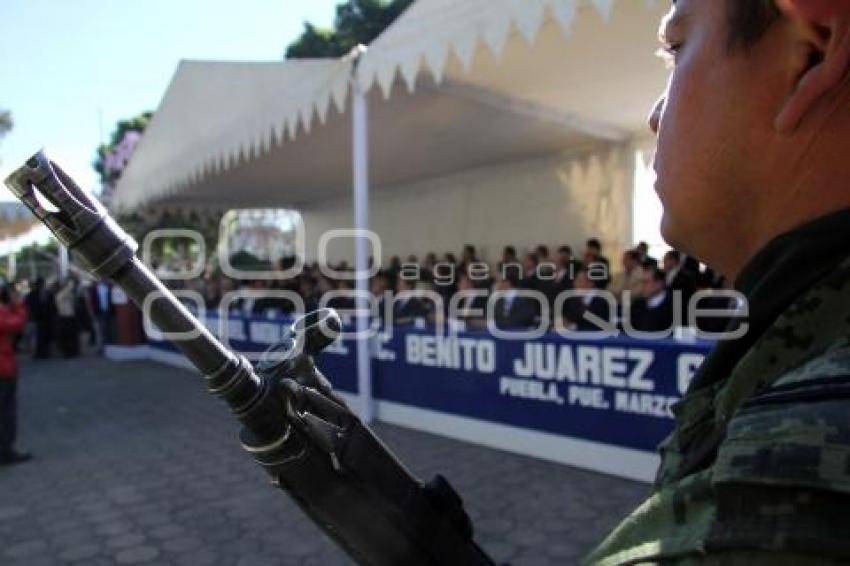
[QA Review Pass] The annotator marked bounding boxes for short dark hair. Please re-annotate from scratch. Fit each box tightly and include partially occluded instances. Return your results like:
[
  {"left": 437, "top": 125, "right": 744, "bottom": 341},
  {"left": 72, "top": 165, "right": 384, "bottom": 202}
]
[
  {"left": 503, "top": 271, "right": 522, "bottom": 288},
  {"left": 587, "top": 238, "right": 602, "bottom": 251},
  {"left": 727, "top": 0, "right": 781, "bottom": 49}
]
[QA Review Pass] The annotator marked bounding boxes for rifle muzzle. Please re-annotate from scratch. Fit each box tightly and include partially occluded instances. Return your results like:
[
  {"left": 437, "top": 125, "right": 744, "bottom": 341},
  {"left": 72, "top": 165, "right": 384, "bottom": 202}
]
[{"left": 4, "top": 149, "right": 137, "bottom": 279}]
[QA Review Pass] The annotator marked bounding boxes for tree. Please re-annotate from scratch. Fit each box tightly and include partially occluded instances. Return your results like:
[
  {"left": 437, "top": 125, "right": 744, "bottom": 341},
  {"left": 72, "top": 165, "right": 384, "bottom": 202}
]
[
  {"left": 286, "top": 0, "right": 413, "bottom": 59},
  {"left": 93, "top": 111, "right": 153, "bottom": 188}
]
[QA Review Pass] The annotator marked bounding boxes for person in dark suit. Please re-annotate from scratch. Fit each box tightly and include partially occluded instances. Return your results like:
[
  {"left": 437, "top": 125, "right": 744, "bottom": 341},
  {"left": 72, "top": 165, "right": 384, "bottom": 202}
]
[
  {"left": 25, "top": 277, "right": 55, "bottom": 359},
  {"left": 583, "top": 238, "right": 611, "bottom": 290},
  {"left": 520, "top": 251, "right": 540, "bottom": 290},
  {"left": 451, "top": 273, "right": 488, "bottom": 328},
  {"left": 392, "top": 277, "right": 432, "bottom": 325},
  {"left": 497, "top": 245, "right": 518, "bottom": 273},
  {"left": 90, "top": 280, "right": 114, "bottom": 354},
  {"left": 535, "top": 261, "right": 558, "bottom": 324},
  {"left": 663, "top": 250, "right": 697, "bottom": 322},
  {"left": 370, "top": 272, "right": 392, "bottom": 322},
  {"left": 326, "top": 279, "right": 356, "bottom": 312},
  {"left": 535, "top": 244, "right": 551, "bottom": 264},
  {"left": 629, "top": 268, "right": 675, "bottom": 334},
  {"left": 458, "top": 244, "right": 478, "bottom": 274},
  {"left": 554, "top": 245, "right": 580, "bottom": 292},
  {"left": 492, "top": 272, "right": 539, "bottom": 330},
  {"left": 561, "top": 268, "right": 612, "bottom": 332}
]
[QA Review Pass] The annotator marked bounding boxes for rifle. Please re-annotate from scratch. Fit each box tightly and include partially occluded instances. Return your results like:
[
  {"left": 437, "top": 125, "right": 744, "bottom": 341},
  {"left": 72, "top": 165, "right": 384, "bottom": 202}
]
[{"left": 4, "top": 150, "right": 495, "bottom": 566}]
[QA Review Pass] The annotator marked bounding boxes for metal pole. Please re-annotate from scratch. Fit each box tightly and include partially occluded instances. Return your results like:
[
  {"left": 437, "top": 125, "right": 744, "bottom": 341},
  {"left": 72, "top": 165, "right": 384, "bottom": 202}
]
[
  {"left": 7, "top": 253, "right": 16, "bottom": 282},
  {"left": 353, "top": 71, "right": 374, "bottom": 423},
  {"left": 58, "top": 245, "right": 69, "bottom": 280}
]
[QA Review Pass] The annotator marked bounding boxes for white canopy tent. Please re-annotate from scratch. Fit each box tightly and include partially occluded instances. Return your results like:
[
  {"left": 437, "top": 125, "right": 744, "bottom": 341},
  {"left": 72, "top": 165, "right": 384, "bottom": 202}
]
[
  {"left": 0, "top": 224, "right": 52, "bottom": 257},
  {"left": 113, "top": 0, "right": 670, "bottom": 421},
  {"left": 114, "top": 0, "right": 667, "bottom": 212}
]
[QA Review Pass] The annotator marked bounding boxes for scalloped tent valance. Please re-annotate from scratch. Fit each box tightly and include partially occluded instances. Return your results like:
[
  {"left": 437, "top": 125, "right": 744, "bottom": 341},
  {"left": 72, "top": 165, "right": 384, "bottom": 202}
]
[{"left": 112, "top": 0, "right": 667, "bottom": 213}]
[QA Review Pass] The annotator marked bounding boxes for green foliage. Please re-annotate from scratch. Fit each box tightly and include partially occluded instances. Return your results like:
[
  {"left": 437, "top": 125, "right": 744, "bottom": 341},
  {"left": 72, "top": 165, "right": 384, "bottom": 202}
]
[
  {"left": 116, "top": 209, "right": 223, "bottom": 269},
  {"left": 17, "top": 240, "right": 58, "bottom": 264},
  {"left": 93, "top": 111, "right": 153, "bottom": 186},
  {"left": 286, "top": 0, "right": 414, "bottom": 59}
]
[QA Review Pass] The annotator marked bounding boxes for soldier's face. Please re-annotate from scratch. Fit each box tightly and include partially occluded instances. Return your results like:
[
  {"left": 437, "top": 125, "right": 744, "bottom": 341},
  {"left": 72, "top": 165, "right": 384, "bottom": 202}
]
[{"left": 649, "top": 0, "right": 789, "bottom": 271}]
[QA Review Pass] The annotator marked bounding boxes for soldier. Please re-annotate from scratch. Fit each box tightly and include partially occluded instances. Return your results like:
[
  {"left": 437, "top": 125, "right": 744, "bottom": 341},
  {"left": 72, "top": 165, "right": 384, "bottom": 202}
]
[{"left": 589, "top": 1, "right": 850, "bottom": 564}]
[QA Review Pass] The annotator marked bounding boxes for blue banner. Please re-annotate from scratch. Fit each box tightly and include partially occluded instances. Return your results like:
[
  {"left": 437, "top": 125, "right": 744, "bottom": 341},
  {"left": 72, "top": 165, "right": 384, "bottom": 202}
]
[{"left": 147, "top": 314, "right": 713, "bottom": 454}]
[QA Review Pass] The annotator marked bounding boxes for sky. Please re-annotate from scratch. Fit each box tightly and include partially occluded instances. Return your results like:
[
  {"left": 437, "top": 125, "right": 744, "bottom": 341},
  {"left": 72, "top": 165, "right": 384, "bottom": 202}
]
[{"left": 0, "top": 0, "right": 340, "bottom": 200}]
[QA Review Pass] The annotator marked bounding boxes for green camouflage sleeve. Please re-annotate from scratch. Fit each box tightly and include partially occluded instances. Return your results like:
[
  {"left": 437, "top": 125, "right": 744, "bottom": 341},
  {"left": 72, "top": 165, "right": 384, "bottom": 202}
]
[
  {"left": 708, "top": 381, "right": 850, "bottom": 559},
  {"left": 670, "top": 552, "right": 845, "bottom": 565}
]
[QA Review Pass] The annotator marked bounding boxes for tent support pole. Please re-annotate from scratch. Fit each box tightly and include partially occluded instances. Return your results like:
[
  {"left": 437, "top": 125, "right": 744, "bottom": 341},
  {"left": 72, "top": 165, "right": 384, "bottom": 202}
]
[
  {"left": 59, "top": 246, "right": 69, "bottom": 280},
  {"left": 353, "top": 78, "right": 374, "bottom": 424}
]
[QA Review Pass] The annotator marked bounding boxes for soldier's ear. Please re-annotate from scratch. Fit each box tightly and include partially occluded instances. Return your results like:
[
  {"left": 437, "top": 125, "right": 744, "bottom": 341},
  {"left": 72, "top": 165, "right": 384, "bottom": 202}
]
[{"left": 774, "top": 0, "right": 850, "bottom": 133}]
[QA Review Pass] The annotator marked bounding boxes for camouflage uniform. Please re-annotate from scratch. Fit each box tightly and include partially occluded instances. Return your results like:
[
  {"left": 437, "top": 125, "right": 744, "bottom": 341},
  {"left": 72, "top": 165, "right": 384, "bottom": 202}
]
[{"left": 587, "top": 211, "right": 850, "bottom": 565}]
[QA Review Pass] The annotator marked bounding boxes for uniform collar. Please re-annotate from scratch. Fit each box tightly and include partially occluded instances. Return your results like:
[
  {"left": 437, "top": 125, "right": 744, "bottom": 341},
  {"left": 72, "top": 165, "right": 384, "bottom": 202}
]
[{"left": 692, "top": 207, "right": 850, "bottom": 392}]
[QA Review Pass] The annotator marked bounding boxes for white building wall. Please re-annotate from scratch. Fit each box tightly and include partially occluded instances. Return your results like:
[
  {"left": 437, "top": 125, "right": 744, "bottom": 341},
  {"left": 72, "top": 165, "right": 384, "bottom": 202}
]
[{"left": 301, "top": 146, "right": 634, "bottom": 268}]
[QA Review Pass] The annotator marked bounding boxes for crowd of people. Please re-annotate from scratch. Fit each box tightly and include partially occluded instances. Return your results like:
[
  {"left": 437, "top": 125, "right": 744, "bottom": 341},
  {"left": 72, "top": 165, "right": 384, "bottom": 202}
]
[
  {"left": 0, "top": 237, "right": 732, "bottom": 467},
  {"left": 166, "top": 238, "right": 734, "bottom": 336},
  {"left": 15, "top": 276, "right": 113, "bottom": 360}
]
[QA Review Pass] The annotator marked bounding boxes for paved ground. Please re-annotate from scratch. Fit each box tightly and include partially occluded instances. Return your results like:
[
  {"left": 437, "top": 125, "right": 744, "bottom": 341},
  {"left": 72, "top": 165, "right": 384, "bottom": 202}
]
[{"left": 0, "top": 355, "right": 648, "bottom": 565}]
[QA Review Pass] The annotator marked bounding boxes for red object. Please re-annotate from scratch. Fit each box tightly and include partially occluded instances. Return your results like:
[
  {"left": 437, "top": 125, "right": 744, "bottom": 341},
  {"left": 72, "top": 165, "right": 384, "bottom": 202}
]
[
  {"left": 0, "top": 304, "right": 27, "bottom": 379},
  {"left": 115, "top": 303, "right": 144, "bottom": 346}
]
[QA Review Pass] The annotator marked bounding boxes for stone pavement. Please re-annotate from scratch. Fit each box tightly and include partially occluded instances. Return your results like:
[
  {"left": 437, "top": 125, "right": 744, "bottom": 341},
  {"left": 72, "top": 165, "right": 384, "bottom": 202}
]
[{"left": 0, "top": 356, "right": 648, "bottom": 565}]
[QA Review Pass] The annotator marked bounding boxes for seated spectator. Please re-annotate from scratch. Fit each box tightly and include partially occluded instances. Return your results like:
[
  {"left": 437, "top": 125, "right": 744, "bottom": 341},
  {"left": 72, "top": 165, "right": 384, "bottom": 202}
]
[
  {"left": 460, "top": 244, "right": 478, "bottom": 268},
  {"left": 452, "top": 272, "right": 488, "bottom": 328},
  {"left": 498, "top": 246, "right": 518, "bottom": 273},
  {"left": 522, "top": 251, "right": 539, "bottom": 283},
  {"left": 371, "top": 272, "right": 392, "bottom": 320},
  {"left": 326, "top": 279, "right": 356, "bottom": 312},
  {"left": 430, "top": 260, "right": 457, "bottom": 313},
  {"left": 492, "top": 272, "right": 538, "bottom": 330},
  {"left": 663, "top": 250, "right": 697, "bottom": 322},
  {"left": 421, "top": 252, "right": 438, "bottom": 285},
  {"left": 554, "top": 246, "right": 579, "bottom": 292},
  {"left": 392, "top": 277, "right": 433, "bottom": 325},
  {"left": 636, "top": 241, "right": 651, "bottom": 263},
  {"left": 203, "top": 277, "right": 221, "bottom": 309},
  {"left": 629, "top": 268, "right": 675, "bottom": 334},
  {"left": 611, "top": 249, "right": 648, "bottom": 301},
  {"left": 535, "top": 244, "right": 551, "bottom": 263},
  {"left": 560, "top": 268, "right": 612, "bottom": 332},
  {"left": 252, "top": 280, "right": 296, "bottom": 316},
  {"left": 535, "top": 261, "right": 558, "bottom": 321},
  {"left": 298, "top": 277, "right": 320, "bottom": 312},
  {"left": 583, "top": 238, "right": 611, "bottom": 290},
  {"left": 386, "top": 256, "right": 402, "bottom": 289}
]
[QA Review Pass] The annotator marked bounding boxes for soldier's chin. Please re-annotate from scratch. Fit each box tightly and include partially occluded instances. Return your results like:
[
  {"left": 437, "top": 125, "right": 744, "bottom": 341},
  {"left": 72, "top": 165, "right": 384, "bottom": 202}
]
[{"left": 659, "top": 212, "right": 682, "bottom": 250}]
